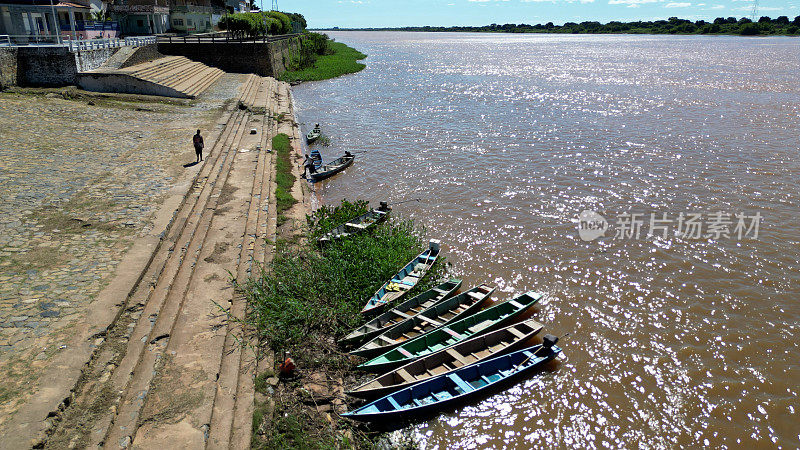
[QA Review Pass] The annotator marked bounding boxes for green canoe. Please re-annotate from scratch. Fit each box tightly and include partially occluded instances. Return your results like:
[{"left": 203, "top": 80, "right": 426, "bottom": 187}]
[{"left": 356, "top": 291, "right": 543, "bottom": 373}]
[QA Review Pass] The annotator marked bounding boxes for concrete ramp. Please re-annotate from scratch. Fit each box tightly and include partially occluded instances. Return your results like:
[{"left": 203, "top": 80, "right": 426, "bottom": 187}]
[{"left": 78, "top": 56, "right": 224, "bottom": 99}]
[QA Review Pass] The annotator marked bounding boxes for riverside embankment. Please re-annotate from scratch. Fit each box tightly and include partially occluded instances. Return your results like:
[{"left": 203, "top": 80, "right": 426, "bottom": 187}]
[{"left": 0, "top": 74, "right": 305, "bottom": 449}]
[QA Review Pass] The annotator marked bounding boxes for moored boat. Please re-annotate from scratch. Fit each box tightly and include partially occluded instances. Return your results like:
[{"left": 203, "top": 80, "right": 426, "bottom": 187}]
[
  {"left": 346, "top": 317, "right": 545, "bottom": 399},
  {"left": 342, "top": 338, "right": 562, "bottom": 421},
  {"left": 307, "top": 152, "right": 355, "bottom": 182},
  {"left": 357, "top": 291, "right": 543, "bottom": 373},
  {"left": 339, "top": 279, "right": 462, "bottom": 348},
  {"left": 306, "top": 123, "right": 321, "bottom": 144},
  {"left": 350, "top": 284, "right": 496, "bottom": 359},
  {"left": 361, "top": 240, "right": 441, "bottom": 315},
  {"left": 319, "top": 202, "right": 391, "bottom": 245}
]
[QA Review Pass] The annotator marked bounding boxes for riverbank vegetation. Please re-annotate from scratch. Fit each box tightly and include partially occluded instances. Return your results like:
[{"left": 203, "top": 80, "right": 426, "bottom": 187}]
[
  {"left": 272, "top": 133, "right": 297, "bottom": 225},
  {"left": 246, "top": 200, "right": 446, "bottom": 447},
  {"left": 334, "top": 15, "right": 800, "bottom": 36},
  {"left": 281, "top": 33, "right": 367, "bottom": 83},
  {"left": 218, "top": 10, "right": 295, "bottom": 37}
]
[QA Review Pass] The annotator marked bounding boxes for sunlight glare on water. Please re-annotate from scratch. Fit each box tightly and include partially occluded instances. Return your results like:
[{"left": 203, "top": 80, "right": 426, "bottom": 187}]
[{"left": 292, "top": 32, "right": 800, "bottom": 448}]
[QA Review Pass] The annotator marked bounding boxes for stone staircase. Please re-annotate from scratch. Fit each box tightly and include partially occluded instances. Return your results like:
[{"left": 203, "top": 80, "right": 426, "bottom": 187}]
[
  {"left": 78, "top": 56, "right": 225, "bottom": 99},
  {"left": 41, "top": 74, "right": 294, "bottom": 449}
]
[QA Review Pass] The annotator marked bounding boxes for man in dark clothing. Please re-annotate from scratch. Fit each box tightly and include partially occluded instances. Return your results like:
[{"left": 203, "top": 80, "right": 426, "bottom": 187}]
[{"left": 193, "top": 130, "right": 204, "bottom": 162}]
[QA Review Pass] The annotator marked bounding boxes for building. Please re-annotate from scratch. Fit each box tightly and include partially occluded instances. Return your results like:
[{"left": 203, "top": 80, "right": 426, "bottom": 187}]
[
  {"left": 108, "top": 0, "right": 167, "bottom": 35},
  {"left": 168, "top": 0, "right": 214, "bottom": 33},
  {"left": 0, "top": 0, "right": 114, "bottom": 43}
]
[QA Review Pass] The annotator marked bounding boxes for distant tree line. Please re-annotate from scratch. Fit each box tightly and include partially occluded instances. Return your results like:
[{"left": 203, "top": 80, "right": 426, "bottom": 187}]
[{"left": 340, "top": 16, "right": 800, "bottom": 36}]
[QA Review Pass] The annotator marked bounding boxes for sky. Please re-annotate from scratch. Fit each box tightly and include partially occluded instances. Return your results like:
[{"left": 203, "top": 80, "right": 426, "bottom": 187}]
[{"left": 267, "top": 0, "right": 800, "bottom": 28}]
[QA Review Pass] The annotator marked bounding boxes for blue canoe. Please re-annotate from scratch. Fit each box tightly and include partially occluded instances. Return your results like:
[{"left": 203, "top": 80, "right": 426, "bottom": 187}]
[
  {"left": 361, "top": 240, "right": 441, "bottom": 315},
  {"left": 342, "top": 341, "right": 562, "bottom": 422}
]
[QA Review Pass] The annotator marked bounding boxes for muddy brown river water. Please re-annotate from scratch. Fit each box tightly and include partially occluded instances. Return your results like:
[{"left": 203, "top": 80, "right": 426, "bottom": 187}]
[{"left": 292, "top": 31, "right": 800, "bottom": 448}]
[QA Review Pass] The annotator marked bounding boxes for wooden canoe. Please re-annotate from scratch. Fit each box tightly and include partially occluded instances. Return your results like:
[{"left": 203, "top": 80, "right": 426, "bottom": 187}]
[
  {"left": 308, "top": 153, "right": 354, "bottom": 182},
  {"left": 346, "top": 317, "right": 544, "bottom": 399},
  {"left": 357, "top": 291, "right": 543, "bottom": 373},
  {"left": 350, "top": 285, "right": 495, "bottom": 359},
  {"left": 306, "top": 126, "right": 321, "bottom": 144},
  {"left": 342, "top": 342, "right": 562, "bottom": 421},
  {"left": 339, "top": 279, "right": 462, "bottom": 348},
  {"left": 361, "top": 240, "right": 441, "bottom": 315},
  {"left": 319, "top": 202, "right": 391, "bottom": 245}
]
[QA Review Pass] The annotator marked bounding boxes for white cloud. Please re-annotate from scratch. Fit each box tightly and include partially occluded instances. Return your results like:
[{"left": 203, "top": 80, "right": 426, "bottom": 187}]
[
  {"left": 665, "top": 2, "right": 692, "bottom": 7},
  {"left": 608, "top": 0, "right": 659, "bottom": 5}
]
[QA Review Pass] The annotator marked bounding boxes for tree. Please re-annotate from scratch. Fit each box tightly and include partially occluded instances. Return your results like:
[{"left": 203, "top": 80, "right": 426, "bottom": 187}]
[
  {"left": 794, "top": 16, "right": 800, "bottom": 26},
  {"left": 775, "top": 16, "right": 790, "bottom": 24},
  {"left": 738, "top": 17, "right": 752, "bottom": 24},
  {"left": 726, "top": 17, "right": 737, "bottom": 24},
  {"left": 758, "top": 16, "right": 771, "bottom": 23},
  {"left": 740, "top": 23, "right": 760, "bottom": 35},
  {"left": 713, "top": 17, "right": 726, "bottom": 25}
]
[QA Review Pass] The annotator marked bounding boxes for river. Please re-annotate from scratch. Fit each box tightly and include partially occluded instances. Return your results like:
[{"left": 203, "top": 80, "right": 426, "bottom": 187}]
[{"left": 291, "top": 31, "right": 800, "bottom": 448}]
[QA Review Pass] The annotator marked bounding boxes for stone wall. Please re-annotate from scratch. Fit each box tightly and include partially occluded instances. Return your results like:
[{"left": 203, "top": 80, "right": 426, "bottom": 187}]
[
  {"left": 0, "top": 48, "right": 18, "bottom": 90},
  {"left": 12, "top": 47, "right": 116, "bottom": 87},
  {"left": 74, "top": 47, "right": 117, "bottom": 72},
  {"left": 16, "top": 47, "right": 78, "bottom": 87},
  {"left": 3, "top": 47, "right": 115, "bottom": 87},
  {"left": 157, "top": 36, "right": 301, "bottom": 78}
]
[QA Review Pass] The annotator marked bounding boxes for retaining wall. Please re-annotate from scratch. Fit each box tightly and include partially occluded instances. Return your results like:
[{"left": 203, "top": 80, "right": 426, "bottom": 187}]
[
  {"left": 157, "top": 36, "right": 301, "bottom": 78},
  {"left": 0, "top": 48, "right": 18, "bottom": 89},
  {"left": 11, "top": 47, "right": 116, "bottom": 87}
]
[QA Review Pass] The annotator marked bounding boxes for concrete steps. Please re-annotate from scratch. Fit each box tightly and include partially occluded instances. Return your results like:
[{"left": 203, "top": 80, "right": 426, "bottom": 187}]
[
  {"left": 79, "top": 56, "right": 224, "bottom": 99},
  {"left": 41, "top": 74, "right": 294, "bottom": 449}
]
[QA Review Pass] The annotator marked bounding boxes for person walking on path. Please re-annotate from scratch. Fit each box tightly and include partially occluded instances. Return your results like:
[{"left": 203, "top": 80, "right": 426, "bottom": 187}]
[{"left": 193, "top": 130, "right": 204, "bottom": 162}]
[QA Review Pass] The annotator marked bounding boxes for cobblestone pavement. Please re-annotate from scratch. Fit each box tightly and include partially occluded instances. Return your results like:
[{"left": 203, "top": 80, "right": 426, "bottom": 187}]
[{"left": 0, "top": 75, "right": 244, "bottom": 421}]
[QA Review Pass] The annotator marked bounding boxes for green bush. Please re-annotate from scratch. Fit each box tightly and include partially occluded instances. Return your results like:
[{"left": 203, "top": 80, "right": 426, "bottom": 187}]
[
  {"left": 265, "top": 11, "right": 291, "bottom": 34},
  {"left": 218, "top": 13, "right": 265, "bottom": 38},
  {"left": 218, "top": 11, "right": 295, "bottom": 37},
  {"left": 304, "top": 31, "right": 329, "bottom": 55}
]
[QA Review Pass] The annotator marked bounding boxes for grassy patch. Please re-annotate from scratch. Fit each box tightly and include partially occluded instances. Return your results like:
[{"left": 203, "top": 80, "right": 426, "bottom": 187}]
[
  {"left": 253, "top": 405, "right": 337, "bottom": 450},
  {"left": 280, "top": 41, "right": 367, "bottom": 83},
  {"left": 273, "top": 133, "right": 298, "bottom": 216},
  {"left": 245, "top": 199, "right": 447, "bottom": 446},
  {"left": 244, "top": 199, "right": 446, "bottom": 355}
]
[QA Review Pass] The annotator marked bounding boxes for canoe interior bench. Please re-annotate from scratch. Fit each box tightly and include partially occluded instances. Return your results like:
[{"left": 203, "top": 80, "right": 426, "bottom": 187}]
[
  {"left": 448, "top": 373, "right": 475, "bottom": 394},
  {"left": 446, "top": 348, "right": 468, "bottom": 365}
]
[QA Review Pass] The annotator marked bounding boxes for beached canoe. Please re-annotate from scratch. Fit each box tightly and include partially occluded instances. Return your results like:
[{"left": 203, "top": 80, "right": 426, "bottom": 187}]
[
  {"left": 339, "top": 279, "right": 462, "bottom": 348},
  {"left": 306, "top": 125, "right": 321, "bottom": 144},
  {"left": 361, "top": 240, "right": 441, "bottom": 315},
  {"left": 319, "top": 202, "right": 392, "bottom": 245},
  {"left": 342, "top": 339, "right": 562, "bottom": 421},
  {"left": 357, "top": 291, "right": 542, "bottom": 373},
  {"left": 307, "top": 152, "right": 354, "bottom": 182},
  {"left": 346, "top": 317, "right": 544, "bottom": 399},
  {"left": 350, "top": 284, "right": 495, "bottom": 359}
]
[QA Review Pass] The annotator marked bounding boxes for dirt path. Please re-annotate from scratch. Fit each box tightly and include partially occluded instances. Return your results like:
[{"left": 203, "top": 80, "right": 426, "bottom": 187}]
[{"left": 30, "top": 76, "right": 298, "bottom": 449}]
